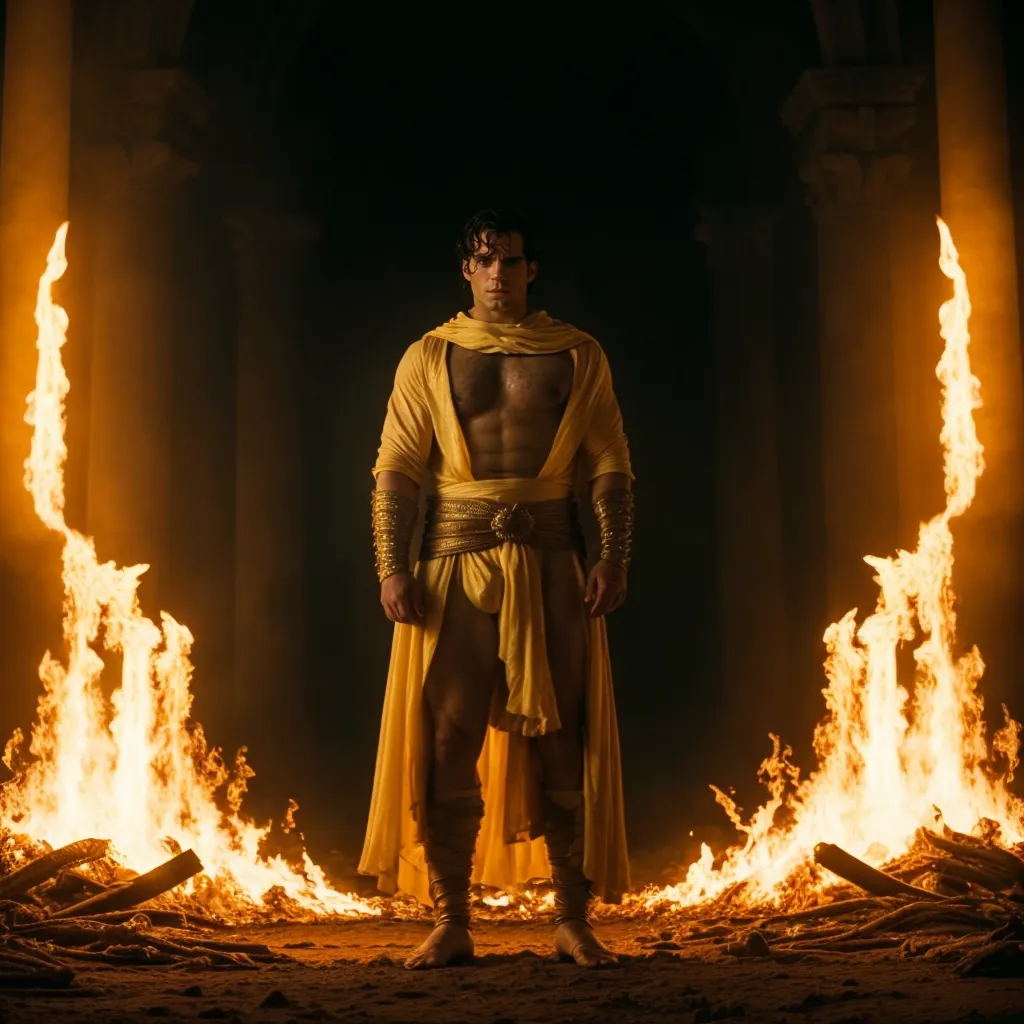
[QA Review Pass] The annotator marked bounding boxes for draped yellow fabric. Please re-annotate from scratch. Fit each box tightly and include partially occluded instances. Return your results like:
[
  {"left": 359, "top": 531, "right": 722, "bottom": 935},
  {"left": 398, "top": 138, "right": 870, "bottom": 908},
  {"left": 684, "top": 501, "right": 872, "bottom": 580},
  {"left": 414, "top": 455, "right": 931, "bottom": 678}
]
[
  {"left": 424, "top": 309, "right": 596, "bottom": 355},
  {"left": 358, "top": 312, "right": 633, "bottom": 905}
]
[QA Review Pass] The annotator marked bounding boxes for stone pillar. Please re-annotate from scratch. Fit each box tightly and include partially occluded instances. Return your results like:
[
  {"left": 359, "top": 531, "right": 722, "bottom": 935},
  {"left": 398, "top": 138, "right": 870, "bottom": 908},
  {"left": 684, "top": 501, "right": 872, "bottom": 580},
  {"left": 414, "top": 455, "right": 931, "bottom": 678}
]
[
  {"left": 0, "top": 0, "right": 73, "bottom": 544},
  {"left": 697, "top": 206, "right": 789, "bottom": 758},
  {"left": 82, "top": 69, "right": 206, "bottom": 611},
  {"left": 225, "top": 211, "right": 316, "bottom": 734},
  {"left": 0, "top": 0, "right": 73, "bottom": 732},
  {"left": 933, "top": 0, "right": 1024, "bottom": 700},
  {"left": 782, "top": 68, "right": 925, "bottom": 623}
]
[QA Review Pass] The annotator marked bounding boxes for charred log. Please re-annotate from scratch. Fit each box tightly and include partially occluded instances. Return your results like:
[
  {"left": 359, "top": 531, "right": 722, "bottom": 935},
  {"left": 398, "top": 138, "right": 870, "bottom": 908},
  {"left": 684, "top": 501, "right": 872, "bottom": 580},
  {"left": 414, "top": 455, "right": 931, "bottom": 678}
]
[
  {"left": 814, "top": 843, "right": 941, "bottom": 900},
  {"left": 48, "top": 849, "right": 202, "bottom": 919},
  {"left": 0, "top": 839, "right": 110, "bottom": 899}
]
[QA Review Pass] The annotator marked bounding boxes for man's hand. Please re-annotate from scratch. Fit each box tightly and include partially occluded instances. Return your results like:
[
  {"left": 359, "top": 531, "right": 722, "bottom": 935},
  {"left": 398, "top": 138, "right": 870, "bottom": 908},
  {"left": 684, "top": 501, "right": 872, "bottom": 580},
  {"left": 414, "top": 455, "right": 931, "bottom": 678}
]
[
  {"left": 584, "top": 559, "right": 628, "bottom": 618},
  {"left": 381, "top": 571, "right": 426, "bottom": 626}
]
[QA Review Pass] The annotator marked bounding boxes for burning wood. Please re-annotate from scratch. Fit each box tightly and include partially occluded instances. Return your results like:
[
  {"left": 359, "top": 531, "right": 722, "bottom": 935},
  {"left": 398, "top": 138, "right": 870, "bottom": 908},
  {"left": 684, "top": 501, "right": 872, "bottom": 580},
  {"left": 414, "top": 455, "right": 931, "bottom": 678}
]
[
  {"left": 0, "top": 838, "right": 109, "bottom": 899},
  {"left": 638, "top": 829, "right": 1024, "bottom": 978},
  {"left": 48, "top": 848, "right": 203, "bottom": 919},
  {"left": 0, "top": 841, "right": 285, "bottom": 990},
  {"left": 918, "top": 827, "right": 1024, "bottom": 889},
  {"left": 813, "top": 843, "right": 940, "bottom": 900}
]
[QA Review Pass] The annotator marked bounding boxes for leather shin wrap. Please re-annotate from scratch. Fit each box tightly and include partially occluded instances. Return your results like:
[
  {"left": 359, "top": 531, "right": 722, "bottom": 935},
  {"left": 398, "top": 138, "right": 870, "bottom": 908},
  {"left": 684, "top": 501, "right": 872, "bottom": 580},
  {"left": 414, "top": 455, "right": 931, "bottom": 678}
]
[
  {"left": 543, "top": 789, "right": 591, "bottom": 925},
  {"left": 425, "top": 788, "right": 484, "bottom": 928}
]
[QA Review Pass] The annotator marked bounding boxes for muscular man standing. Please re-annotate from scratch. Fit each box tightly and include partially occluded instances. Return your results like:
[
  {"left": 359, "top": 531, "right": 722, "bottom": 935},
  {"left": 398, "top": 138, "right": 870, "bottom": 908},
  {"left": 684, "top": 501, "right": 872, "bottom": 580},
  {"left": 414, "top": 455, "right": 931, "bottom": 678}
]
[{"left": 359, "top": 210, "right": 635, "bottom": 968}]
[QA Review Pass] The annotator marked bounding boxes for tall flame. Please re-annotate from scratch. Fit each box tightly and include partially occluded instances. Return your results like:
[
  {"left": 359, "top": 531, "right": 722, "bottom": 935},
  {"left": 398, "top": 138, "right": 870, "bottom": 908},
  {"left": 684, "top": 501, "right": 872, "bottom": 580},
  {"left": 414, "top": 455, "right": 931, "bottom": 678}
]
[
  {"left": 654, "top": 217, "right": 1024, "bottom": 908},
  {"left": 1, "top": 223, "right": 376, "bottom": 918},
  {"left": 4, "top": 217, "right": 1020, "bottom": 921}
]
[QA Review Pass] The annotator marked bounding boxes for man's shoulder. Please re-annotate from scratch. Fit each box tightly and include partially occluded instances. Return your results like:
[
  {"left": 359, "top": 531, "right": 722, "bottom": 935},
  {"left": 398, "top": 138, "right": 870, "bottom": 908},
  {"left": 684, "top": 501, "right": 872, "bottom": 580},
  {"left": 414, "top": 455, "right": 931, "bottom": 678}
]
[
  {"left": 568, "top": 331, "right": 606, "bottom": 361},
  {"left": 396, "top": 334, "right": 447, "bottom": 375}
]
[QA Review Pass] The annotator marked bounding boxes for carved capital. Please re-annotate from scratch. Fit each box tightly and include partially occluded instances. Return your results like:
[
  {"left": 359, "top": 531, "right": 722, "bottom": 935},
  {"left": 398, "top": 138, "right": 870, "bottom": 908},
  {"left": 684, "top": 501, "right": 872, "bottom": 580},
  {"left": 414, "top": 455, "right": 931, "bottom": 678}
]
[
  {"left": 782, "top": 67, "right": 926, "bottom": 137},
  {"left": 800, "top": 151, "right": 913, "bottom": 213},
  {"left": 782, "top": 66, "right": 926, "bottom": 212}
]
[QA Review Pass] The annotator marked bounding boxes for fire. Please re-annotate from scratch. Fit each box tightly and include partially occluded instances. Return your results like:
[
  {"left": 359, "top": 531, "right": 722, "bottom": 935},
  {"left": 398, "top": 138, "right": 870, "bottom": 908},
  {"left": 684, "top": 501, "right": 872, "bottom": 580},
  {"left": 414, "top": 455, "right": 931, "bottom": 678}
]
[
  {"left": 650, "top": 217, "right": 1024, "bottom": 909},
  {"left": 3, "top": 217, "right": 1019, "bottom": 924},
  {"left": 0, "top": 223, "right": 376, "bottom": 918}
]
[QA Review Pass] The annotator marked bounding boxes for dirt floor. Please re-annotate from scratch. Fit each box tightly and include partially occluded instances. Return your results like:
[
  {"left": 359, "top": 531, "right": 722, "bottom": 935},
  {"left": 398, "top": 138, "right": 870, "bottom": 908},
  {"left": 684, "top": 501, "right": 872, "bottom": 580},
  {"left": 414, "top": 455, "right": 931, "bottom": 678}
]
[{"left": 0, "top": 918, "right": 1022, "bottom": 1024}]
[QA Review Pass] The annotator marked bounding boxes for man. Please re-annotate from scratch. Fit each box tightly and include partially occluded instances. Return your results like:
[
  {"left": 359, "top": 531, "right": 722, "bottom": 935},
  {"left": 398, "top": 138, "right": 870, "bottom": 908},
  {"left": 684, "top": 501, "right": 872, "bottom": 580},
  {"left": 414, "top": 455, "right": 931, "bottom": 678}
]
[{"left": 359, "top": 210, "right": 634, "bottom": 969}]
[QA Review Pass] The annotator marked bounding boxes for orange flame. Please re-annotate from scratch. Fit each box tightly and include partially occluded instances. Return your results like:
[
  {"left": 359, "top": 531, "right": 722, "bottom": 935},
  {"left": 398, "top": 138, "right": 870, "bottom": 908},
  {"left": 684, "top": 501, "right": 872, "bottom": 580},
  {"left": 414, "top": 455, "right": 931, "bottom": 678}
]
[
  {"left": 5, "top": 217, "right": 1020, "bottom": 922},
  {"left": 1, "top": 223, "right": 376, "bottom": 918},
  {"left": 650, "top": 217, "right": 1024, "bottom": 909}
]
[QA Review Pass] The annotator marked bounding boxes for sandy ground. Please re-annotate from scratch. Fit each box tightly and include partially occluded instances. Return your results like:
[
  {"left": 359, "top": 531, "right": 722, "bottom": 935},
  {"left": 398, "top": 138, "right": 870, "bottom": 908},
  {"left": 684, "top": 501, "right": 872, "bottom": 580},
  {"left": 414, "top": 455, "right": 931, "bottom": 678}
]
[{"left": 0, "top": 918, "right": 1022, "bottom": 1024}]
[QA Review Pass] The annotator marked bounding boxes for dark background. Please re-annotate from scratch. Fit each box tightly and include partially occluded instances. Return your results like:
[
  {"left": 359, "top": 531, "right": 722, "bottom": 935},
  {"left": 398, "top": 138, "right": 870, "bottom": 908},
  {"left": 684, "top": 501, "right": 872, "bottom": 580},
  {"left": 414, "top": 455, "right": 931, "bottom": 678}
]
[
  {"left": 175, "top": 0, "right": 811, "bottom": 870},
  {"left": 5, "top": 0, "right": 1024, "bottom": 882}
]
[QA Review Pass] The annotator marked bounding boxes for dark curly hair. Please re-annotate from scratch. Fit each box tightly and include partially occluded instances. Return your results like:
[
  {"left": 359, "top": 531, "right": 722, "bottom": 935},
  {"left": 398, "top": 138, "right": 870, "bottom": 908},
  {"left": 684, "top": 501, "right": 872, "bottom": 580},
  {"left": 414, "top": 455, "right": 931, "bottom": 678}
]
[{"left": 456, "top": 209, "right": 539, "bottom": 282}]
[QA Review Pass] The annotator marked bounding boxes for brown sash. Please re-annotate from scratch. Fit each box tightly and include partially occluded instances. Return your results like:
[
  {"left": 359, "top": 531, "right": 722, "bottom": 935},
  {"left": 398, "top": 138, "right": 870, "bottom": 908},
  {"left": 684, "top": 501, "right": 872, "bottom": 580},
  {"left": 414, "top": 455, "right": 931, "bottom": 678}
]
[{"left": 419, "top": 497, "right": 585, "bottom": 561}]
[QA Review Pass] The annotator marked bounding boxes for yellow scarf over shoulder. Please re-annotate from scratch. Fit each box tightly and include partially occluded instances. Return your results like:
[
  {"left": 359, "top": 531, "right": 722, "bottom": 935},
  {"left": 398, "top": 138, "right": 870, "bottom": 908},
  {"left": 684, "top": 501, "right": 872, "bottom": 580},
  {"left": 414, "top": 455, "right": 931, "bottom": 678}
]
[
  {"left": 427, "top": 309, "right": 596, "bottom": 354},
  {"left": 359, "top": 310, "right": 632, "bottom": 905}
]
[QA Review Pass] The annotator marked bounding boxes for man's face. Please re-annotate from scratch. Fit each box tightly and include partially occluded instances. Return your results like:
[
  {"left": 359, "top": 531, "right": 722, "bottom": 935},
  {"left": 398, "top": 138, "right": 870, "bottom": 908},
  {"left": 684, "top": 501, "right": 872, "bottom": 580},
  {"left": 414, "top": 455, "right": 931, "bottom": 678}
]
[{"left": 462, "top": 231, "right": 538, "bottom": 319}]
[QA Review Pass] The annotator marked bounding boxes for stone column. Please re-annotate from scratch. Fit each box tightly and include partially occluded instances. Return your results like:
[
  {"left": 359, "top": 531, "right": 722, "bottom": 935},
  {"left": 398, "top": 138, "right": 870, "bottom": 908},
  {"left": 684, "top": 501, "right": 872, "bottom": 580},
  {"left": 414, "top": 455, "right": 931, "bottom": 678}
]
[
  {"left": 933, "top": 0, "right": 1024, "bottom": 701},
  {"left": 225, "top": 211, "right": 317, "bottom": 734},
  {"left": 697, "top": 206, "right": 789, "bottom": 757},
  {"left": 0, "top": 0, "right": 73, "bottom": 733},
  {"left": 782, "top": 68, "right": 925, "bottom": 623},
  {"left": 0, "top": 0, "right": 73, "bottom": 543},
  {"left": 82, "top": 69, "right": 206, "bottom": 611}
]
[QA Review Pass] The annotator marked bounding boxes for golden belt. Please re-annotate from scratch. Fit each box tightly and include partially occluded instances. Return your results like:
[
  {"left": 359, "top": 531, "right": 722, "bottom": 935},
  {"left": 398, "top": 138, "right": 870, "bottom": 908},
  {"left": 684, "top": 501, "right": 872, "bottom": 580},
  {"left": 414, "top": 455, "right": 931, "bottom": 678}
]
[{"left": 419, "top": 497, "right": 584, "bottom": 560}]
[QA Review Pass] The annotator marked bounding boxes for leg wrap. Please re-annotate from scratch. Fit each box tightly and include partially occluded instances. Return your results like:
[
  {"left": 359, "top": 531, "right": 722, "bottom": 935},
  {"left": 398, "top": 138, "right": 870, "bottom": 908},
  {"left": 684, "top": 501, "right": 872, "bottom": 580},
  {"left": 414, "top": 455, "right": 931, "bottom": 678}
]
[
  {"left": 424, "top": 787, "right": 484, "bottom": 928},
  {"left": 543, "top": 789, "right": 591, "bottom": 925}
]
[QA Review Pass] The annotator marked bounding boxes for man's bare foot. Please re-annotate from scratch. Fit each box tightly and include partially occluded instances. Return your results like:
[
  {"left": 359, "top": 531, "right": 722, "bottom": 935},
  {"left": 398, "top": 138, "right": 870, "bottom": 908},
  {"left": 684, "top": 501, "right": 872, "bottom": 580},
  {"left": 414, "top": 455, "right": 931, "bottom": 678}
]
[
  {"left": 554, "top": 920, "right": 618, "bottom": 967},
  {"left": 405, "top": 922, "right": 475, "bottom": 969}
]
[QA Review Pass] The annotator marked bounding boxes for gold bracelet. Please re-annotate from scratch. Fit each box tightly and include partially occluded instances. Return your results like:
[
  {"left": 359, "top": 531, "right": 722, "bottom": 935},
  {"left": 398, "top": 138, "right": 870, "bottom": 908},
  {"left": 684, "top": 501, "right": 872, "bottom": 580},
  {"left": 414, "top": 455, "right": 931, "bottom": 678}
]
[
  {"left": 593, "top": 489, "right": 634, "bottom": 569},
  {"left": 371, "top": 489, "right": 419, "bottom": 582}
]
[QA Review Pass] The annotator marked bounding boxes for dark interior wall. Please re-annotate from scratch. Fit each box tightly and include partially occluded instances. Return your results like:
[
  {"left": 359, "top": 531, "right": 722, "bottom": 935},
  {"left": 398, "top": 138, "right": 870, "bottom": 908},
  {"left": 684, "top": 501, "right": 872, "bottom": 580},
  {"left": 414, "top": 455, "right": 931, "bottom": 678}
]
[
  {"left": 110, "top": 0, "right": 825, "bottom": 865},
  {"left": 275, "top": 0, "right": 729, "bottom": 858},
  {"left": 20, "top": 0, "right": 1009, "bottom": 877}
]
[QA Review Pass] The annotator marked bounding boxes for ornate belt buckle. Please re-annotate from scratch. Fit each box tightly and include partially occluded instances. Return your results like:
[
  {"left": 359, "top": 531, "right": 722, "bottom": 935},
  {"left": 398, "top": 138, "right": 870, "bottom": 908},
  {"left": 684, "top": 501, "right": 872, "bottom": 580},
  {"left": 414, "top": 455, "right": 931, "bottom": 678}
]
[{"left": 491, "top": 503, "right": 535, "bottom": 545}]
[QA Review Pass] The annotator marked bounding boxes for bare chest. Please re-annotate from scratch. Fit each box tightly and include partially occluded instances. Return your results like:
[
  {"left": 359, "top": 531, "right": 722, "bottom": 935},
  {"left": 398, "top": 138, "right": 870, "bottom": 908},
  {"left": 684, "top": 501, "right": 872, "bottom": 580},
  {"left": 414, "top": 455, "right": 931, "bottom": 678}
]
[{"left": 447, "top": 347, "right": 575, "bottom": 419}]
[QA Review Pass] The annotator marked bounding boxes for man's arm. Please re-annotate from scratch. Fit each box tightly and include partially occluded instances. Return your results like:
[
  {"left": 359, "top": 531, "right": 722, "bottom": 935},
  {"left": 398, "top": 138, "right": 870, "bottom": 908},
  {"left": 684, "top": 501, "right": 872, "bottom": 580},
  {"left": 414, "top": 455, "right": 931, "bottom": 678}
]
[
  {"left": 376, "top": 470, "right": 420, "bottom": 502},
  {"left": 585, "top": 474, "right": 634, "bottom": 617},
  {"left": 373, "top": 343, "right": 434, "bottom": 487},
  {"left": 374, "top": 471, "right": 425, "bottom": 626},
  {"left": 582, "top": 348, "right": 634, "bottom": 618},
  {"left": 372, "top": 344, "right": 433, "bottom": 626},
  {"left": 592, "top": 472, "right": 632, "bottom": 499}
]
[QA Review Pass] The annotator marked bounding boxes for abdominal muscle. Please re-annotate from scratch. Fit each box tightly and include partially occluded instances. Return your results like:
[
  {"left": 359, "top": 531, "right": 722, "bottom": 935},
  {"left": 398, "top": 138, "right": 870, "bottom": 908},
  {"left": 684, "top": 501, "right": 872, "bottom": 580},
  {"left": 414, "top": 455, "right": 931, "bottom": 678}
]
[{"left": 460, "top": 410, "right": 565, "bottom": 480}]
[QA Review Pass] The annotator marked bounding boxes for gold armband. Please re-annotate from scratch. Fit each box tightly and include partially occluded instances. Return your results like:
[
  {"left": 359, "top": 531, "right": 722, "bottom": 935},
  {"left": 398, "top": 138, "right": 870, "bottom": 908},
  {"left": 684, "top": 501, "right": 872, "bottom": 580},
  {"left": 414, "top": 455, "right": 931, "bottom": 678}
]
[
  {"left": 371, "top": 489, "right": 419, "bottom": 582},
  {"left": 593, "top": 488, "right": 635, "bottom": 569}
]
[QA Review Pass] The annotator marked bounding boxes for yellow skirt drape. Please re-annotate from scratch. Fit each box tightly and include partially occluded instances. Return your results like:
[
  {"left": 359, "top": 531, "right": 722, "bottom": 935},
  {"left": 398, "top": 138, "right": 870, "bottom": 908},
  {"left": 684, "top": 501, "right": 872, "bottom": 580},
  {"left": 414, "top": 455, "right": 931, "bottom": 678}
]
[{"left": 358, "top": 478, "right": 630, "bottom": 905}]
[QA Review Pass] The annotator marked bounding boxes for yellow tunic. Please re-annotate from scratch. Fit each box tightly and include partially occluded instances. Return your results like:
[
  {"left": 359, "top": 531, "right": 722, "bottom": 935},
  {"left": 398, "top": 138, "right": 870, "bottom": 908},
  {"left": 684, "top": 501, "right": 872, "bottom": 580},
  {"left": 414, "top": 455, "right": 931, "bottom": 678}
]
[{"left": 358, "top": 311, "right": 633, "bottom": 905}]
